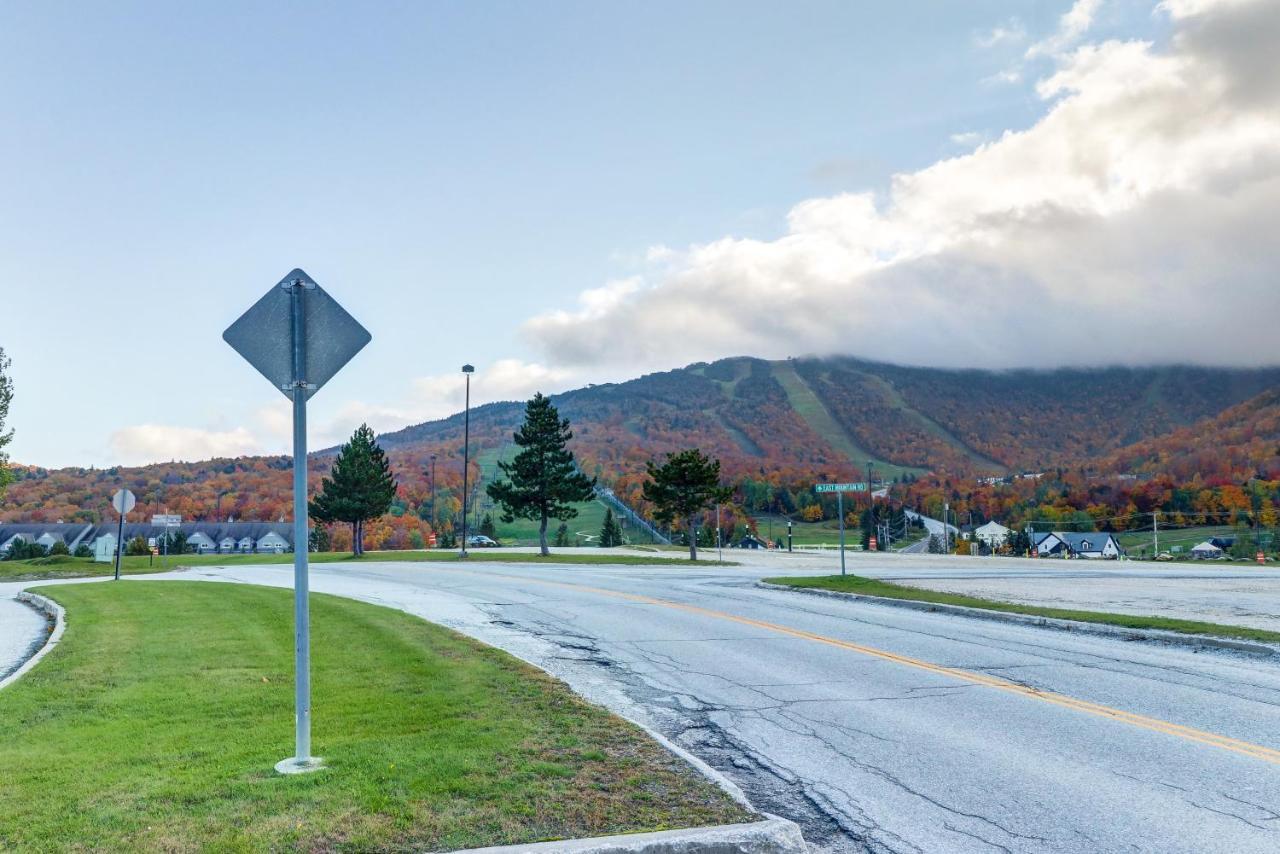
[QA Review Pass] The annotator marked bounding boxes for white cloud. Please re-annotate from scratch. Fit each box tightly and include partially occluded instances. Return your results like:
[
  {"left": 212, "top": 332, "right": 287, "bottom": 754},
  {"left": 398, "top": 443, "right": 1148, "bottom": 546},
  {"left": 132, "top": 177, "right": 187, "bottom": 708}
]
[
  {"left": 1026, "top": 0, "right": 1105, "bottom": 58},
  {"left": 975, "top": 19, "right": 1027, "bottom": 48},
  {"left": 523, "top": 0, "right": 1280, "bottom": 372},
  {"left": 109, "top": 424, "right": 260, "bottom": 465},
  {"left": 949, "top": 131, "right": 987, "bottom": 147}
]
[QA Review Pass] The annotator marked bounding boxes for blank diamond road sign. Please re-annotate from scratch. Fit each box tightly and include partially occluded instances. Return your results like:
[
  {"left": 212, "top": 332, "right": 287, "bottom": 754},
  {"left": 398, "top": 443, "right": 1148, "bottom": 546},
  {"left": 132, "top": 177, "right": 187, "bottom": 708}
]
[{"left": 223, "top": 268, "right": 371, "bottom": 400}]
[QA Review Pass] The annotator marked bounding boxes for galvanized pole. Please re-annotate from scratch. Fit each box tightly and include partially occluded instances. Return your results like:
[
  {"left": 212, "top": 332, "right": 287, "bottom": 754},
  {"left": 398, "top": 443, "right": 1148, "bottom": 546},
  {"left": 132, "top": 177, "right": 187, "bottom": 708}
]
[
  {"left": 716, "top": 503, "right": 722, "bottom": 562},
  {"left": 113, "top": 506, "right": 125, "bottom": 581},
  {"left": 838, "top": 491, "right": 846, "bottom": 575},
  {"left": 284, "top": 276, "right": 315, "bottom": 772},
  {"left": 460, "top": 365, "right": 474, "bottom": 557}
]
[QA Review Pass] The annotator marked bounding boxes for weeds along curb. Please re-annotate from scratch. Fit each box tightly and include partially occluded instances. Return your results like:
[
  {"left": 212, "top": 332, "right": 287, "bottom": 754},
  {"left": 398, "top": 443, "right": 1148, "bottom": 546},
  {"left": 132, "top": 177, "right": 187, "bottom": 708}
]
[
  {"left": 756, "top": 581, "right": 1279, "bottom": 657},
  {"left": 0, "top": 592, "right": 66, "bottom": 691}
]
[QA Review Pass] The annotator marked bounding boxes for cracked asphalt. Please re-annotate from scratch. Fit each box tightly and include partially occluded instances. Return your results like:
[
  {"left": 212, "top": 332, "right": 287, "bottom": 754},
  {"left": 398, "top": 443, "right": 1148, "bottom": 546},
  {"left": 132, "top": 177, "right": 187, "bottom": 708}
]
[{"left": 7, "top": 552, "right": 1280, "bottom": 853}]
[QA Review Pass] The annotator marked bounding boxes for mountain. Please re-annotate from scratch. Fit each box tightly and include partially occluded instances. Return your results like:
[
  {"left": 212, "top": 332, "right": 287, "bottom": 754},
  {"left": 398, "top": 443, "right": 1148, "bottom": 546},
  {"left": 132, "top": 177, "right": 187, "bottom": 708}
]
[
  {"left": 5, "top": 356, "right": 1280, "bottom": 525},
  {"left": 1102, "top": 387, "right": 1280, "bottom": 484}
]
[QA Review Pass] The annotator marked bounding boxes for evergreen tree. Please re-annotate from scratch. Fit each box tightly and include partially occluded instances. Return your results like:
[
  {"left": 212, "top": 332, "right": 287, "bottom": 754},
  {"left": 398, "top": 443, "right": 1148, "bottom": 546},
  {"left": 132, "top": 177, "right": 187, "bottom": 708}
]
[
  {"left": 553, "top": 523, "right": 571, "bottom": 547},
  {"left": 598, "top": 508, "right": 623, "bottom": 547},
  {"left": 642, "top": 449, "right": 731, "bottom": 561},
  {"left": 479, "top": 512, "right": 497, "bottom": 539},
  {"left": 309, "top": 423, "right": 397, "bottom": 556},
  {"left": 486, "top": 394, "right": 596, "bottom": 556}
]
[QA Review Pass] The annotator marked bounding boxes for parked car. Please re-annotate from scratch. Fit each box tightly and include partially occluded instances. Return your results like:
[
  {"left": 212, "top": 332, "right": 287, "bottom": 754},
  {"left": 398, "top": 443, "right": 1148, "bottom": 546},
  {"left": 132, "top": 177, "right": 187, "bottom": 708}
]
[{"left": 466, "top": 535, "right": 498, "bottom": 548}]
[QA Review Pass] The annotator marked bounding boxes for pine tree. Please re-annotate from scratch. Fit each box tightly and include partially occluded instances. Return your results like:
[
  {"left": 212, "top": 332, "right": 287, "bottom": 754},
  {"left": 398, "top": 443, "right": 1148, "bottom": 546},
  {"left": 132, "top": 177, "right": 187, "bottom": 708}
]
[
  {"left": 309, "top": 424, "right": 397, "bottom": 556},
  {"left": 642, "top": 449, "right": 732, "bottom": 561},
  {"left": 598, "top": 508, "right": 623, "bottom": 547},
  {"left": 486, "top": 393, "right": 596, "bottom": 556},
  {"left": 479, "top": 512, "right": 497, "bottom": 540},
  {"left": 553, "top": 523, "right": 571, "bottom": 547}
]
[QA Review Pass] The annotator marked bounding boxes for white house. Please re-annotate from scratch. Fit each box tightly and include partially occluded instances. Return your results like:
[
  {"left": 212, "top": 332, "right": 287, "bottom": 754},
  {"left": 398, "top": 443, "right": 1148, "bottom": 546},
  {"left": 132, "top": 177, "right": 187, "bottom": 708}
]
[
  {"left": 237, "top": 536, "right": 254, "bottom": 553},
  {"left": 187, "top": 532, "right": 217, "bottom": 553},
  {"left": 256, "top": 531, "right": 289, "bottom": 553},
  {"left": 1033, "top": 532, "right": 1067, "bottom": 556},
  {"left": 974, "top": 521, "right": 1010, "bottom": 548},
  {"left": 1058, "top": 532, "right": 1123, "bottom": 559}
]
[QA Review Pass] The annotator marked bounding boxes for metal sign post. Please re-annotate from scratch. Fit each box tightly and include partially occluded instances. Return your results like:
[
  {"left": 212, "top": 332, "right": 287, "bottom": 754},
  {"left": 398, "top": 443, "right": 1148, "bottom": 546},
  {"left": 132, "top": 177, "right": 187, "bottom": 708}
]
[
  {"left": 224, "top": 268, "right": 370, "bottom": 776},
  {"left": 152, "top": 514, "right": 181, "bottom": 569},
  {"left": 111, "top": 489, "right": 136, "bottom": 581},
  {"left": 815, "top": 483, "right": 867, "bottom": 576}
]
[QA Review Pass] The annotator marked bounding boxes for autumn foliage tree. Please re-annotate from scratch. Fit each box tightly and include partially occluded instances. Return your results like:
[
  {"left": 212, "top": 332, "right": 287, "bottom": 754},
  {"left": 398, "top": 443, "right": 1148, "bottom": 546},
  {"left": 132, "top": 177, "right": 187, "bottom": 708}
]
[
  {"left": 486, "top": 394, "right": 596, "bottom": 556},
  {"left": 642, "top": 449, "right": 731, "bottom": 561},
  {"left": 309, "top": 424, "right": 397, "bottom": 556}
]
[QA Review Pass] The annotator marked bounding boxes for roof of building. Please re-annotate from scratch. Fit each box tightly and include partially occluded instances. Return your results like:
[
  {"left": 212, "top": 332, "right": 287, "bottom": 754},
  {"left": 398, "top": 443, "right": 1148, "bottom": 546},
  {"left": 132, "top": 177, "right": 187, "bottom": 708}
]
[
  {"left": 85, "top": 521, "right": 295, "bottom": 545},
  {"left": 1057, "top": 532, "right": 1118, "bottom": 552},
  {"left": 1191, "top": 540, "right": 1223, "bottom": 553}
]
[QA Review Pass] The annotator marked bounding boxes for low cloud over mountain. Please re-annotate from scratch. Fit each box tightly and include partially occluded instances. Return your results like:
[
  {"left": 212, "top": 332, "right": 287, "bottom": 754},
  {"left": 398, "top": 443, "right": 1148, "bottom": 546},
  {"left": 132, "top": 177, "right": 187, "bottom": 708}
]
[{"left": 524, "top": 0, "right": 1280, "bottom": 371}]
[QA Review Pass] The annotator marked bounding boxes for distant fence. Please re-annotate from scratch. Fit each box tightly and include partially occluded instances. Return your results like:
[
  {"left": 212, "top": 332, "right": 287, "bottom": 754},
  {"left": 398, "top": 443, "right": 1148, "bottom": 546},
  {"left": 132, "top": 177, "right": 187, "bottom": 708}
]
[{"left": 594, "top": 486, "right": 671, "bottom": 545}]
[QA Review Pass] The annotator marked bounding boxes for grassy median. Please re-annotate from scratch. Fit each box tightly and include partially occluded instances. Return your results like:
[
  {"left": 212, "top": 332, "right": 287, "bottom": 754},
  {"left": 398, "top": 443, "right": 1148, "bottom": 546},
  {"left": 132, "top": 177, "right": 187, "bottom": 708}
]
[
  {"left": 764, "top": 574, "right": 1280, "bottom": 644},
  {"left": 0, "top": 582, "right": 749, "bottom": 851},
  {"left": 0, "top": 550, "right": 736, "bottom": 582}
]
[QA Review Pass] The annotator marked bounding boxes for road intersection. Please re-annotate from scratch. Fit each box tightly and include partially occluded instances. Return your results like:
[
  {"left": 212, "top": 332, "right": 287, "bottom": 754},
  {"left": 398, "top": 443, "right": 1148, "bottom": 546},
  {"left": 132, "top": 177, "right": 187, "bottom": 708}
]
[{"left": 5, "top": 551, "right": 1280, "bottom": 852}]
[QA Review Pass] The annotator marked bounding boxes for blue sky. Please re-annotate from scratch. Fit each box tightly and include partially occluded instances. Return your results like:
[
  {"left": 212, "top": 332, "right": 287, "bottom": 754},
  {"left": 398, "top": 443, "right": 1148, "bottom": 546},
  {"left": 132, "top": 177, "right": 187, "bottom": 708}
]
[{"left": 7, "top": 0, "right": 1274, "bottom": 468}]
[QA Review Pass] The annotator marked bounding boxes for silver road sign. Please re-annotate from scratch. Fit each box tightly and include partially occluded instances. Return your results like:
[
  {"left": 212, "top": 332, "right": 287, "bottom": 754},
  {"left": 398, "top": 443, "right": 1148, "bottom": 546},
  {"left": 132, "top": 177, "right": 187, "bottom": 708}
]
[
  {"left": 222, "top": 268, "right": 371, "bottom": 400},
  {"left": 224, "top": 268, "right": 370, "bottom": 776}
]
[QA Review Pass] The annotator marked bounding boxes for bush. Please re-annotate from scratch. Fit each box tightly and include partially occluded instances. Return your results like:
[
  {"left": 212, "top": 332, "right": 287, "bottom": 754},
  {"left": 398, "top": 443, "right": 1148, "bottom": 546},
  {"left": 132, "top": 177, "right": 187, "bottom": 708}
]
[
  {"left": 3, "top": 540, "right": 48, "bottom": 561},
  {"left": 48, "top": 540, "right": 70, "bottom": 556},
  {"left": 125, "top": 535, "right": 152, "bottom": 556},
  {"left": 73, "top": 543, "right": 93, "bottom": 558}
]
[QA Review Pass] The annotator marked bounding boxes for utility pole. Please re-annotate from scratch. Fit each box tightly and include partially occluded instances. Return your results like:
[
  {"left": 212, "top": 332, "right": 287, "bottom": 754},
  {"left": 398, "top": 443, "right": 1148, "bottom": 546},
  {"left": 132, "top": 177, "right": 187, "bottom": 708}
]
[
  {"left": 866, "top": 461, "right": 873, "bottom": 509},
  {"left": 1153, "top": 509, "right": 1159, "bottom": 559},
  {"left": 787, "top": 519, "right": 793, "bottom": 553},
  {"left": 943, "top": 501, "right": 950, "bottom": 554},
  {"left": 460, "top": 365, "right": 474, "bottom": 557}
]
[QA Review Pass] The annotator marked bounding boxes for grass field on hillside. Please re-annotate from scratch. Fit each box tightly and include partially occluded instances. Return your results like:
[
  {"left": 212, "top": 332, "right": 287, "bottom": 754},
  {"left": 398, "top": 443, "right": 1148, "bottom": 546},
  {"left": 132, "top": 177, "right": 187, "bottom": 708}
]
[
  {"left": 752, "top": 514, "right": 928, "bottom": 549},
  {"left": 1115, "top": 525, "right": 1278, "bottom": 558},
  {"left": 765, "top": 574, "right": 1280, "bottom": 643},
  {"left": 0, "top": 582, "right": 750, "bottom": 850}
]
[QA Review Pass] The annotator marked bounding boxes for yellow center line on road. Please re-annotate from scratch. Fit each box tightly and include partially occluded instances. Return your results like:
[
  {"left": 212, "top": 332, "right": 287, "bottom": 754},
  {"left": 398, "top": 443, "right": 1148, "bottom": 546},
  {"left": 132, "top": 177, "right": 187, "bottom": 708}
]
[{"left": 471, "top": 568, "right": 1280, "bottom": 766}]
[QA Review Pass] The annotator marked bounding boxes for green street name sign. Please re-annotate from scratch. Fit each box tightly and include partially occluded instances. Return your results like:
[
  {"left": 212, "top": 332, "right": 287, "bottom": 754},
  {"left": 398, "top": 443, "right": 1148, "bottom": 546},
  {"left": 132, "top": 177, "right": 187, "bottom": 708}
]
[{"left": 814, "top": 483, "right": 867, "bottom": 493}]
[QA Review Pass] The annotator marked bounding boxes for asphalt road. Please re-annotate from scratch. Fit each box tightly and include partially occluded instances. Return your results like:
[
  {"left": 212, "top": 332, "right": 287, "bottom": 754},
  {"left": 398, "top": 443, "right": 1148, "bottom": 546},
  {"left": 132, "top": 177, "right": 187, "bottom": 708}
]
[{"left": 7, "top": 552, "right": 1280, "bottom": 852}]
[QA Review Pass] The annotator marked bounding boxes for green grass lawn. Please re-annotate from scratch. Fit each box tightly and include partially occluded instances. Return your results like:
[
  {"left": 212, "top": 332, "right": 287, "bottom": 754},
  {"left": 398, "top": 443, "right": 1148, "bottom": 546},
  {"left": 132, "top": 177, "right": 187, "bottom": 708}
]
[
  {"left": 752, "top": 514, "right": 927, "bottom": 549},
  {"left": 1116, "top": 525, "right": 1278, "bottom": 560},
  {"left": 764, "top": 574, "right": 1280, "bottom": 644},
  {"left": 0, "top": 582, "right": 750, "bottom": 851},
  {"left": 0, "top": 549, "right": 736, "bottom": 581}
]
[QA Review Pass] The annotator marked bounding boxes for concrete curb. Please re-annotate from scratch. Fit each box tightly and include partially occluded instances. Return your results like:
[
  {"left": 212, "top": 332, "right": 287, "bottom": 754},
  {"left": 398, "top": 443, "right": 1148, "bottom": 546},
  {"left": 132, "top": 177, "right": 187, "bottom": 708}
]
[
  {"left": 0, "top": 592, "right": 66, "bottom": 691},
  {"left": 756, "top": 581, "right": 1280, "bottom": 657},
  {"left": 445, "top": 816, "right": 807, "bottom": 853}
]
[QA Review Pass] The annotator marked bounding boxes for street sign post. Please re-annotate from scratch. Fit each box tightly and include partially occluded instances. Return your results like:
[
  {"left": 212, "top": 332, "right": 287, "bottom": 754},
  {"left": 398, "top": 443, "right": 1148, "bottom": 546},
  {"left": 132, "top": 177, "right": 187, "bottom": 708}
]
[
  {"left": 111, "top": 488, "right": 136, "bottom": 581},
  {"left": 224, "top": 268, "right": 370, "bottom": 776},
  {"left": 151, "top": 514, "right": 181, "bottom": 569},
  {"left": 814, "top": 483, "right": 866, "bottom": 575}
]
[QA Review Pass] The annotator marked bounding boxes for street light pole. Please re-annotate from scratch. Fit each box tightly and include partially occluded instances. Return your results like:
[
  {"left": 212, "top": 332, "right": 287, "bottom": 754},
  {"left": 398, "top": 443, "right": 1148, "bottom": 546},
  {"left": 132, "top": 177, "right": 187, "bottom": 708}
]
[{"left": 460, "top": 365, "right": 474, "bottom": 558}]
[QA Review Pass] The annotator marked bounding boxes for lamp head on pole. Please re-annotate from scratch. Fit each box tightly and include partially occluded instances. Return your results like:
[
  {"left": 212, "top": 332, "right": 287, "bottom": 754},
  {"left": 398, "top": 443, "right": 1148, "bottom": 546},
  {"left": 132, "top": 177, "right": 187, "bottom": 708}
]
[{"left": 461, "top": 364, "right": 475, "bottom": 374}]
